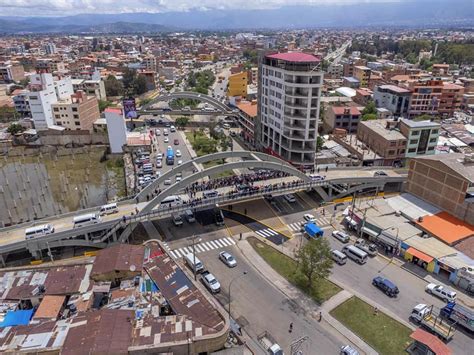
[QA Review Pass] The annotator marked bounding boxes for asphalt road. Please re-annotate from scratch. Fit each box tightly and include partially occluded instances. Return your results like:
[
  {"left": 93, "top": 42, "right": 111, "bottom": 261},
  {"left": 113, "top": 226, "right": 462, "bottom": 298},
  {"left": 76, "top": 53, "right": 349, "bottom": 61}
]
[{"left": 196, "top": 243, "right": 344, "bottom": 355}]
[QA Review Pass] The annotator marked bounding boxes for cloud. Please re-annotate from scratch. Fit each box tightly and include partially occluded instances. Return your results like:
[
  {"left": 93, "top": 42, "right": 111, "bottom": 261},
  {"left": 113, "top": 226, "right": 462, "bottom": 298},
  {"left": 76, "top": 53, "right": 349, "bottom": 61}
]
[{"left": 0, "top": 0, "right": 404, "bottom": 16}]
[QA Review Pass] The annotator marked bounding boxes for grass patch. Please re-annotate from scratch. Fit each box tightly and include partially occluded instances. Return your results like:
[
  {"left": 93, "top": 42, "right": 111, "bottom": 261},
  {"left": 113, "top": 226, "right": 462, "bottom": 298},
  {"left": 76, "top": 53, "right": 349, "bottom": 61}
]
[
  {"left": 248, "top": 237, "right": 341, "bottom": 303},
  {"left": 330, "top": 296, "right": 412, "bottom": 354}
]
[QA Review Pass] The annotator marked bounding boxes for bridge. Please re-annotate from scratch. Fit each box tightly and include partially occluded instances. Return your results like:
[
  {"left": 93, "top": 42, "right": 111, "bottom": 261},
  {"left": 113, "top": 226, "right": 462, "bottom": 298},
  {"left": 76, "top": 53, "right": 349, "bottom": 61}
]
[
  {"left": 140, "top": 91, "right": 232, "bottom": 113},
  {"left": 0, "top": 150, "right": 406, "bottom": 264}
]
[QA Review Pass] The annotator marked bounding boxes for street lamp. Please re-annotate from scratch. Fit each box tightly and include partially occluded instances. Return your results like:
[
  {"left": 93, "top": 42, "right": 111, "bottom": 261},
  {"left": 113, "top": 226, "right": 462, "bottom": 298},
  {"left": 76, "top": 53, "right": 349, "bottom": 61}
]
[
  {"left": 228, "top": 271, "right": 248, "bottom": 320},
  {"left": 189, "top": 235, "right": 202, "bottom": 281}
]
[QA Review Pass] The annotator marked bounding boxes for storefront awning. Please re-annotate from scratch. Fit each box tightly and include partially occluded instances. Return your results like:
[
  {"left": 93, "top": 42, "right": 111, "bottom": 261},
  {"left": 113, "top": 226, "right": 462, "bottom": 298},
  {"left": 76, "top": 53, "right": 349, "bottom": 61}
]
[
  {"left": 344, "top": 216, "right": 358, "bottom": 227},
  {"left": 377, "top": 232, "right": 399, "bottom": 248},
  {"left": 406, "top": 247, "right": 434, "bottom": 263},
  {"left": 361, "top": 226, "right": 379, "bottom": 238}
]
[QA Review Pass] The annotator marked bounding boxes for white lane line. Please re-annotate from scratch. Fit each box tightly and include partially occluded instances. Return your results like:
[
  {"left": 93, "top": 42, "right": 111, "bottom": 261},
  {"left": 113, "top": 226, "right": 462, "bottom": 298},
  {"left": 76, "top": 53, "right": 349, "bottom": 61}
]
[
  {"left": 226, "top": 237, "right": 236, "bottom": 245},
  {"left": 220, "top": 238, "right": 232, "bottom": 246},
  {"left": 213, "top": 240, "right": 224, "bottom": 248},
  {"left": 208, "top": 241, "right": 219, "bottom": 249},
  {"left": 266, "top": 229, "right": 278, "bottom": 236},
  {"left": 256, "top": 230, "right": 270, "bottom": 238}
]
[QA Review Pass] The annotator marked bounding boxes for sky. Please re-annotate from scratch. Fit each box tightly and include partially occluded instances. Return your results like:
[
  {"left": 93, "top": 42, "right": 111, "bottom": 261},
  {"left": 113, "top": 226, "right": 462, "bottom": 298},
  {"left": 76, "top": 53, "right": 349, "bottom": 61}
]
[{"left": 0, "top": 0, "right": 411, "bottom": 16}]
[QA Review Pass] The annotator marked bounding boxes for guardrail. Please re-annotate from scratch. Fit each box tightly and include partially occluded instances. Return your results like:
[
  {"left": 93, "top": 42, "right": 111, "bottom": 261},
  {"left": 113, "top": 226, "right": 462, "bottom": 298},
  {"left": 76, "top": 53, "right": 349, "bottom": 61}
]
[{"left": 0, "top": 175, "right": 406, "bottom": 255}]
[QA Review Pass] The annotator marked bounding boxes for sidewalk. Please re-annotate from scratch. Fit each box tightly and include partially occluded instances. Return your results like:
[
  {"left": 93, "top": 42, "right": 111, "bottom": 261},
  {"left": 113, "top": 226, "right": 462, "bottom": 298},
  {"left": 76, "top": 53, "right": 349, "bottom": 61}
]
[{"left": 237, "top": 235, "right": 378, "bottom": 355}]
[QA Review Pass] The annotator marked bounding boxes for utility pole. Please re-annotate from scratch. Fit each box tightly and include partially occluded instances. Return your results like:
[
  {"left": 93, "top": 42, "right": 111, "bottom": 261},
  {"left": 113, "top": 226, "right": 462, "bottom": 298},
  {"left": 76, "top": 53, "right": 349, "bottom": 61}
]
[{"left": 290, "top": 336, "right": 309, "bottom": 355}]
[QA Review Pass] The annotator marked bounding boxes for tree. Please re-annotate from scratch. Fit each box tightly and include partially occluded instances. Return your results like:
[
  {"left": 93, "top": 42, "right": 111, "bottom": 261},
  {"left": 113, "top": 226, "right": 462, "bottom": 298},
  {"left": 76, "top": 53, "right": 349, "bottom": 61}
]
[
  {"left": 122, "top": 68, "right": 136, "bottom": 95},
  {"left": 361, "top": 113, "right": 377, "bottom": 121},
  {"left": 296, "top": 238, "right": 333, "bottom": 290},
  {"left": 133, "top": 75, "right": 147, "bottom": 95},
  {"left": 104, "top": 75, "right": 123, "bottom": 97},
  {"left": 7, "top": 123, "right": 25, "bottom": 135},
  {"left": 98, "top": 100, "right": 113, "bottom": 112},
  {"left": 175, "top": 116, "right": 190, "bottom": 129},
  {"left": 316, "top": 136, "right": 324, "bottom": 151}
]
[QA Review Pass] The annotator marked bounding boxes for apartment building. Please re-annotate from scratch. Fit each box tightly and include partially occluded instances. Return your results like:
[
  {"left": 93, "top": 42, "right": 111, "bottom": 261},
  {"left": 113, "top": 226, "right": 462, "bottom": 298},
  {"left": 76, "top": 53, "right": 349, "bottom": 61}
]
[
  {"left": 398, "top": 118, "right": 440, "bottom": 157},
  {"left": 324, "top": 106, "right": 361, "bottom": 133},
  {"left": 258, "top": 52, "right": 323, "bottom": 168},
  {"left": 35, "top": 59, "right": 66, "bottom": 74},
  {"left": 12, "top": 90, "right": 30, "bottom": 117},
  {"left": 236, "top": 100, "right": 257, "bottom": 145},
  {"left": 227, "top": 71, "right": 248, "bottom": 98},
  {"left": 460, "top": 78, "right": 474, "bottom": 111},
  {"left": 353, "top": 65, "right": 371, "bottom": 88},
  {"left": 26, "top": 73, "right": 74, "bottom": 130},
  {"left": 357, "top": 119, "right": 407, "bottom": 166},
  {"left": 407, "top": 79, "right": 464, "bottom": 118},
  {"left": 373, "top": 84, "right": 412, "bottom": 117},
  {"left": 52, "top": 91, "right": 100, "bottom": 131},
  {"left": 0, "top": 62, "right": 25, "bottom": 83},
  {"left": 406, "top": 153, "right": 474, "bottom": 225},
  {"left": 142, "top": 55, "right": 157, "bottom": 71},
  {"left": 72, "top": 79, "right": 107, "bottom": 101}
]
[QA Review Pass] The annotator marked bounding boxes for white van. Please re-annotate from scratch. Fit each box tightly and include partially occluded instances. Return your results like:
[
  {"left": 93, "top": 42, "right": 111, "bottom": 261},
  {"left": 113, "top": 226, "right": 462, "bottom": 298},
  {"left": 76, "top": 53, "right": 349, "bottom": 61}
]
[
  {"left": 159, "top": 195, "right": 183, "bottom": 209},
  {"left": 73, "top": 213, "right": 101, "bottom": 228},
  {"left": 331, "top": 250, "right": 347, "bottom": 265},
  {"left": 342, "top": 245, "right": 368, "bottom": 264},
  {"left": 170, "top": 125, "right": 176, "bottom": 132},
  {"left": 203, "top": 190, "right": 219, "bottom": 199},
  {"left": 163, "top": 128, "right": 169, "bottom": 136},
  {"left": 25, "top": 224, "right": 55, "bottom": 240},
  {"left": 185, "top": 253, "right": 204, "bottom": 273},
  {"left": 99, "top": 203, "right": 118, "bottom": 216}
]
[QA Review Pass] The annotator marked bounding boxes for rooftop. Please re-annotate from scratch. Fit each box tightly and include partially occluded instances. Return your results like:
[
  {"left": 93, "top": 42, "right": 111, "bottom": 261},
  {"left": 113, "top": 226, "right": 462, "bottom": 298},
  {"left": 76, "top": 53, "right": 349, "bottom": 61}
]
[
  {"left": 266, "top": 52, "right": 320, "bottom": 63},
  {"left": 359, "top": 119, "right": 406, "bottom": 141},
  {"left": 331, "top": 106, "right": 361, "bottom": 115},
  {"left": 414, "top": 152, "right": 474, "bottom": 183},
  {"left": 378, "top": 84, "right": 411, "bottom": 94},
  {"left": 91, "top": 244, "right": 144, "bottom": 278},
  {"left": 416, "top": 211, "right": 474, "bottom": 245},
  {"left": 237, "top": 100, "right": 258, "bottom": 118},
  {"left": 399, "top": 118, "right": 441, "bottom": 128}
]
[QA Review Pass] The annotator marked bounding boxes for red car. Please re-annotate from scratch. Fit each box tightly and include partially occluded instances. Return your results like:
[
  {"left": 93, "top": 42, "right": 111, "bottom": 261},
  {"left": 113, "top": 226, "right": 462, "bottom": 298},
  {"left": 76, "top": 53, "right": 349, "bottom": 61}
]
[{"left": 174, "top": 139, "right": 179, "bottom": 145}]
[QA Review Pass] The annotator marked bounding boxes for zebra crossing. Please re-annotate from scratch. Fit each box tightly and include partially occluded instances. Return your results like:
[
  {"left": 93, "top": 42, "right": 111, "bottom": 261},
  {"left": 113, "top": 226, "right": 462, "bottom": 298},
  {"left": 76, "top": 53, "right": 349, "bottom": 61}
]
[
  {"left": 287, "top": 216, "right": 331, "bottom": 233},
  {"left": 254, "top": 228, "right": 279, "bottom": 239},
  {"left": 166, "top": 237, "right": 236, "bottom": 259}
]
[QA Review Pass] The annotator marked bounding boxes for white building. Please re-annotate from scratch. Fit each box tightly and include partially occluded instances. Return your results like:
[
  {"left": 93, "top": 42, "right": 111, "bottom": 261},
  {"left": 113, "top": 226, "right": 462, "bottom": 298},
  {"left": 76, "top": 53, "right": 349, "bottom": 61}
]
[
  {"left": 43, "top": 43, "right": 57, "bottom": 55},
  {"left": 26, "top": 73, "right": 73, "bottom": 130},
  {"left": 104, "top": 108, "right": 127, "bottom": 153},
  {"left": 258, "top": 52, "right": 323, "bottom": 168}
]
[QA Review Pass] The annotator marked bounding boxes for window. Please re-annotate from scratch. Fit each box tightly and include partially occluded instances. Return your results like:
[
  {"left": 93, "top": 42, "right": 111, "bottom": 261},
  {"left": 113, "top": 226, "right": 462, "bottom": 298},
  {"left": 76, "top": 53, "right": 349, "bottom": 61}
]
[
  {"left": 412, "top": 130, "right": 420, "bottom": 136},
  {"left": 409, "top": 139, "right": 418, "bottom": 145},
  {"left": 388, "top": 150, "right": 395, "bottom": 156},
  {"left": 429, "top": 138, "right": 437, "bottom": 143},
  {"left": 72, "top": 107, "right": 78, "bottom": 112},
  {"left": 428, "top": 147, "right": 434, "bottom": 151},
  {"left": 75, "top": 122, "right": 80, "bottom": 126},
  {"left": 53, "top": 108, "right": 59, "bottom": 112},
  {"left": 390, "top": 141, "right": 397, "bottom": 147},
  {"left": 399, "top": 149, "right": 405, "bottom": 154},
  {"left": 431, "top": 129, "right": 438, "bottom": 134},
  {"left": 408, "top": 148, "right": 416, "bottom": 153}
]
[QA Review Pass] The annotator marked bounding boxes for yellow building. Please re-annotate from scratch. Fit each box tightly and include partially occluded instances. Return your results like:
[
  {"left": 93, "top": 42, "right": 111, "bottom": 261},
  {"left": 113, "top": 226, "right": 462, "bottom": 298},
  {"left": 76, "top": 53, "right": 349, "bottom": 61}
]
[
  {"left": 354, "top": 65, "right": 371, "bottom": 88},
  {"left": 227, "top": 71, "right": 248, "bottom": 98}
]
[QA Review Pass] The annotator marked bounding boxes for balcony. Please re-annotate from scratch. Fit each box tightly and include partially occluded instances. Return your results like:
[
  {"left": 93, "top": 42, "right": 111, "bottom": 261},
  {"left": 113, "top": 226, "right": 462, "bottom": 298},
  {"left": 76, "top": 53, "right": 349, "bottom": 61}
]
[{"left": 285, "top": 88, "right": 309, "bottom": 97}]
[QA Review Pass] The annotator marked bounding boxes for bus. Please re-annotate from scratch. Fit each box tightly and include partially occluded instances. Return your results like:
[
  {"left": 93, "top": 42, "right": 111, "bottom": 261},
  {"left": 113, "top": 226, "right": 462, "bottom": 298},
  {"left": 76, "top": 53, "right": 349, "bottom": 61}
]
[
  {"left": 166, "top": 146, "right": 174, "bottom": 165},
  {"left": 73, "top": 213, "right": 101, "bottom": 228}
]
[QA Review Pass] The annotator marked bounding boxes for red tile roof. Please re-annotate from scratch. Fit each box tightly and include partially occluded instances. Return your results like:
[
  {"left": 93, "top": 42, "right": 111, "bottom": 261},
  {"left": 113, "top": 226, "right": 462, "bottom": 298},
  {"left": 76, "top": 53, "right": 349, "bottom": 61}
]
[
  {"left": 266, "top": 52, "right": 320, "bottom": 63},
  {"left": 416, "top": 211, "right": 474, "bottom": 245},
  {"left": 331, "top": 106, "right": 361, "bottom": 115},
  {"left": 410, "top": 329, "right": 452, "bottom": 355}
]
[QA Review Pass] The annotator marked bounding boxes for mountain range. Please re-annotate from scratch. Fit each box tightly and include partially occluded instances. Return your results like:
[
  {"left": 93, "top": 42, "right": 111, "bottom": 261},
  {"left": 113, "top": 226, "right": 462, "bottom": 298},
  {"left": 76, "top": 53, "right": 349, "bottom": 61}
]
[{"left": 0, "top": 1, "right": 472, "bottom": 34}]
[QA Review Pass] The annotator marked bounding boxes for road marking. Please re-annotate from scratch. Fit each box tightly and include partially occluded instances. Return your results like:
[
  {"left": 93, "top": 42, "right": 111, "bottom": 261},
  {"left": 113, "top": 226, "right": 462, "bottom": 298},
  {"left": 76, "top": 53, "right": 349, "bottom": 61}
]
[
  {"left": 288, "top": 223, "right": 302, "bottom": 231},
  {"left": 208, "top": 241, "right": 219, "bottom": 249},
  {"left": 200, "top": 243, "right": 210, "bottom": 251},
  {"left": 169, "top": 250, "right": 177, "bottom": 258},
  {"left": 220, "top": 238, "right": 232, "bottom": 246},
  {"left": 265, "top": 228, "right": 278, "bottom": 236},
  {"left": 195, "top": 244, "right": 205, "bottom": 252},
  {"left": 214, "top": 239, "right": 225, "bottom": 248},
  {"left": 226, "top": 237, "right": 236, "bottom": 245},
  {"left": 173, "top": 249, "right": 182, "bottom": 258}
]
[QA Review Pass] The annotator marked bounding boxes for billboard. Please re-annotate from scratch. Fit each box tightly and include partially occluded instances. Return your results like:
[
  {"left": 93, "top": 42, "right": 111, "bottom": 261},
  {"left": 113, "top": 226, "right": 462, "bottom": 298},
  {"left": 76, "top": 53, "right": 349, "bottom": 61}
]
[{"left": 123, "top": 98, "right": 137, "bottom": 119}]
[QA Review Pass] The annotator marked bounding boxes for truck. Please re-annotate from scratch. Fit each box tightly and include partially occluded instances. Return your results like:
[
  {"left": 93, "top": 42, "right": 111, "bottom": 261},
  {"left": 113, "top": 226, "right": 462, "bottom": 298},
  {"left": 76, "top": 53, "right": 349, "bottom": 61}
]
[
  {"left": 304, "top": 222, "right": 324, "bottom": 239},
  {"left": 441, "top": 302, "right": 474, "bottom": 332},
  {"left": 200, "top": 271, "right": 221, "bottom": 293},
  {"left": 354, "top": 238, "right": 378, "bottom": 256},
  {"left": 410, "top": 304, "right": 456, "bottom": 341},
  {"left": 257, "top": 331, "right": 284, "bottom": 355},
  {"left": 166, "top": 147, "right": 174, "bottom": 165}
]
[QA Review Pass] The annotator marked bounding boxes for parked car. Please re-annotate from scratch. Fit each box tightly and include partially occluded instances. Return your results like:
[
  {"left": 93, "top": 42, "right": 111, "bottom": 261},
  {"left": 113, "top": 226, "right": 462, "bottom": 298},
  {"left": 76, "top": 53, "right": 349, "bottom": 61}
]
[
  {"left": 332, "top": 230, "right": 350, "bottom": 243},
  {"left": 174, "top": 139, "right": 179, "bottom": 145},
  {"left": 164, "top": 137, "right": 169, "bottom": 143},
  {"left": 164, "top": 178, "right": 171, "bottom": 185},
  {"left": 176, "top": 149, "right": 182, "bottom": 157},
  {"left": 373, "top": 171, "right": 387, "bottom": 177},
  {"left": 354, "top": 238, "right": 378, "bottom": 256},
  {"left": 425, "top": 283, "right": 457, "bottom": 302},
  {"left": 156, "top": 153, "right": 163, "bottom": 160},
  {"left": 156, "top": 160, "right": 162, "bottom": 168},
  {"left": 178, "top": 160, "right": 183, "bottom": 165},
  {"left": 372, "top": 276, "right": 399, "bottom": 297},
  {"left": 219, "top": 251, "right": 237, "bottom": 268},
  {"left": 201, "top": 271, "right": 221, "bottom": 293},
  {"left": 340, "top": 345, "right": 360, "bottom": 355}
]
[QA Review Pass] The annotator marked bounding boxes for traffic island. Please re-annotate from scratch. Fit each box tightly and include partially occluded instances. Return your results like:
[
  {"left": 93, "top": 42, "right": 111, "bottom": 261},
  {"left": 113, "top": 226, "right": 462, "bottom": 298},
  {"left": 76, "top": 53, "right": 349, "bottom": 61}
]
[
  {"left": 330, "top": 296, "right": 412, "bottom": 355},
  {"left": 247, "top": 237, "right": 341, "bottom": 303}
]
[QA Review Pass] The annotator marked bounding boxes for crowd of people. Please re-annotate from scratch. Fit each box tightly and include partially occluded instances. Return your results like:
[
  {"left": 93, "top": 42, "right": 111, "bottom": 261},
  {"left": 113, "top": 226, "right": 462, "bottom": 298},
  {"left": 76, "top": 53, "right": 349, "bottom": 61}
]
[{"left": 184, "top": 170, "right": 290, "bottom": 197}]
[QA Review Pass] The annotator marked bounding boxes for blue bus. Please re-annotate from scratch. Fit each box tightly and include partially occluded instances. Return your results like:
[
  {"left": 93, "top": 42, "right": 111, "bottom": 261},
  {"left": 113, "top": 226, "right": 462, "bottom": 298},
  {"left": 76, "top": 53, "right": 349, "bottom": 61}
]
[{"left": 166, "top": 147, "right": 174, "bottom": 165}]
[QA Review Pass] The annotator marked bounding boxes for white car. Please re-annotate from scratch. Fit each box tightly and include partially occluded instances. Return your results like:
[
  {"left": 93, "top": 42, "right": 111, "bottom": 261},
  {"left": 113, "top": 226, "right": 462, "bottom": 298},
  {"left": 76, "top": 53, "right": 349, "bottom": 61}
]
[
  {"left": 156, "top": 160, "right": 162, "bottom": 168},
  {"left": 219, "top": 251, "right": 237, "bottom": 267},
  {"left": 164, "top": 137, "right": 169, "bottom": 143},
  {"left": 425, "top": 283, "right": 457, "bottom": 302},
  {"left": 155, "top": 129, "right": 161, "bottom": 136},
  {"left": 176, "top": 176, "right": 182, "bottom": 182},
  {"left": 156, "top": 153, "right": 163, "bottom": 160},
  {"left": 303, "top": 213, "right": 316, "bottom": 222},
  {"left": 178, "top": 160, "right": 183, "bottom": 165},
  {"left": 164, "top": 179, "right": 171, "bottom": 185},
  {"left": 176, "top": 149, "right": 182, "bottom": 157},
  {"left": 284, "top": 194, "right": 296, "bottom": 203},
  {"left": 332, "top": 230, "right": 350, "bottom": 243}
]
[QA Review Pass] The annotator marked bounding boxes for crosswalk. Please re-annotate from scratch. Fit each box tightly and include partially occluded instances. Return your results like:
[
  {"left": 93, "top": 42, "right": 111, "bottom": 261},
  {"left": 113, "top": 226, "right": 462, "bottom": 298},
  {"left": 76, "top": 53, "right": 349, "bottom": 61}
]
[
  {"left": 166, "top": 237, "right": 236, "bottom": 259},
  {"left": 287, "top": 216, "right": 331, "bottom": 233},
  {"left": 255, "top": 228, "right": 279, "bottom": 239}
]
